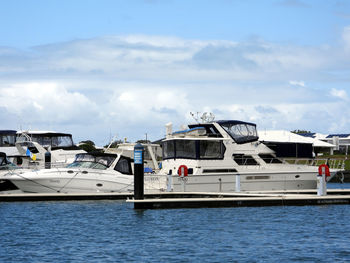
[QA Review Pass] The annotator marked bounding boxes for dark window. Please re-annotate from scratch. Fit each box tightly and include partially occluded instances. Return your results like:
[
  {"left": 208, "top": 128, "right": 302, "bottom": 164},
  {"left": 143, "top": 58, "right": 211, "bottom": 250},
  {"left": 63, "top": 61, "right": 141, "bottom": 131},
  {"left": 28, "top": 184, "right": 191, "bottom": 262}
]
[
  {"left": 163, "top": 139, "right": 225, "bottom": 160},
  {"left": 0, "top": 135, "right": 16, "bottom": 146},
  {"left": 199, "top": 140, "right": 225, "bottom": 159},
  {"left": 163, "top": 141, "right": 175, "bottom": 159},
  {"left": 175, "top": 140, "right": 196, "bottom": 158},
  {"left": 220, "top": 122, "right": 258, "bottom": 144},
  {"left": 114, "top": 157, "right": 132, "bottom": 175},
  {"left": 246, "top": 176, "right": 270, "bottom": 180},
  {"left": 233, "top": 154, "right": 259, "bottom": 165},
  {"left": 203, "top": 168, "right": 237, "bottom": 173},
  {"left": 258, "top": 154, "right": 282, "bottom": 164}
]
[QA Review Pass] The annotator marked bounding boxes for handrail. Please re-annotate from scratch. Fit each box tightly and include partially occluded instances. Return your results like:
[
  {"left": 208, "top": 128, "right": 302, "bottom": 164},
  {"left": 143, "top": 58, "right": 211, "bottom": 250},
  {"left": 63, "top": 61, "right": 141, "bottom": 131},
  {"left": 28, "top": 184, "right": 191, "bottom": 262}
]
[{"left": 283, "top": 158, "right": 345, "bottom": 170}]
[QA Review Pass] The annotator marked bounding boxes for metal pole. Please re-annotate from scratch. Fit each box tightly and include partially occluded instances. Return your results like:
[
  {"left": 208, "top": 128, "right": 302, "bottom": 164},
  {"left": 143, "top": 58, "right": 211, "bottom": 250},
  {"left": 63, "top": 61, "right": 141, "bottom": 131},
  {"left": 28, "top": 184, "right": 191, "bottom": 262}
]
[
  {"left": 45, "top": 151, "right": 51, "bottom": 169},
  {"left": 236, "top": 174, "right": 241, "bottom": 192},
  {"left": 134, "top": 143, "right": 144, "bottom": 200},
  {"left": 317, "top": 166, "right": 327, "bottom": 196}
]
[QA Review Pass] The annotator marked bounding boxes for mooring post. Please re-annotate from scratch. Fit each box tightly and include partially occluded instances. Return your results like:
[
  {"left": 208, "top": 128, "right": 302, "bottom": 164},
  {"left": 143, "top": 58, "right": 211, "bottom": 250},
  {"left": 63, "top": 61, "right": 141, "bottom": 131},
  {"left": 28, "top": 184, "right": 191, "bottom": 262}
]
[
  {"left": 166, "top": 173, "right": 172, "bottom": 192},
  {"left": 235, "top": 174, "right": 241, "bottom": 192},
  {"left": 317, "top": 166, "right": 327, "bottom": 196},
  {"left": 45, "top": 151, "right": 51, "bottom": 169},
  {"left": 134, "top": 143, "right": 144, "bottom": 200}
]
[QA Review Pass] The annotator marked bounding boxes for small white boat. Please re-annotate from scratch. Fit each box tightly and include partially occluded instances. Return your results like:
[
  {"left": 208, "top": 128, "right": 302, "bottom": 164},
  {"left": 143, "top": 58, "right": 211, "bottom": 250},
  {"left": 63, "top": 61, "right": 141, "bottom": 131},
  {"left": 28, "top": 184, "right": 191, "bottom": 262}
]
[
  {"left": 5, "top": 152, "right": 166, "bottom": 193},
  {"left": 14, "top": 130, "right": 86, "bottom": 168}
]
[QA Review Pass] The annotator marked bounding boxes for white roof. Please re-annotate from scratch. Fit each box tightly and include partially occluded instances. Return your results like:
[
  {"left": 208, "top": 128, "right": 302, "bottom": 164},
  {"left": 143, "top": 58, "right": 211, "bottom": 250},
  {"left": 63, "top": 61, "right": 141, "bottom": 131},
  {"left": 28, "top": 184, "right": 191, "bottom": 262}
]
[
  {"left": 17, "top": 130, "right": 57, "bottom": 134},
  {"left": 258, "top": 130, "right": 335, "bottom": 148}
]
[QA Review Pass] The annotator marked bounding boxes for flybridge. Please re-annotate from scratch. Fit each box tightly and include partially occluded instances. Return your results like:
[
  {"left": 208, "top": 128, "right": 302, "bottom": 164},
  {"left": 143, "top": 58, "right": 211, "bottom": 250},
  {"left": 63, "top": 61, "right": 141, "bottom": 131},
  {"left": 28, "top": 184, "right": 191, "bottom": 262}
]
[{"left": 187, "top": 120, "right": 259, "bottom": 144}]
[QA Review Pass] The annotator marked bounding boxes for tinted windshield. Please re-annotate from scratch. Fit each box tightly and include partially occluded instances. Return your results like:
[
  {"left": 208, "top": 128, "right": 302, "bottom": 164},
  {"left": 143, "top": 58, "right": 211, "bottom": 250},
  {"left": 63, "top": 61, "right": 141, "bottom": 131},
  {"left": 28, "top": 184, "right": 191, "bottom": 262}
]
[
  {"left": 66, "top": 154, "right": 117, "bottom": 170},
  {"left": 220, "top": 123, "right": 258, "bottom": 144}
]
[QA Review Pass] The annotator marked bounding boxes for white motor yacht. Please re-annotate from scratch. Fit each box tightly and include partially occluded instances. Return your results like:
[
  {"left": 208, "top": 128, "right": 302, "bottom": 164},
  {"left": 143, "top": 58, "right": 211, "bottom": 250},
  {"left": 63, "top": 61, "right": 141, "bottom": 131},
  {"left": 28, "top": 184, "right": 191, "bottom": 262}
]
[
  {"left": 5, "top": 152, "right": 166, "bottom": 193},
  {"left": 159, "top": 119, "right": 338, "bottom": 192}
]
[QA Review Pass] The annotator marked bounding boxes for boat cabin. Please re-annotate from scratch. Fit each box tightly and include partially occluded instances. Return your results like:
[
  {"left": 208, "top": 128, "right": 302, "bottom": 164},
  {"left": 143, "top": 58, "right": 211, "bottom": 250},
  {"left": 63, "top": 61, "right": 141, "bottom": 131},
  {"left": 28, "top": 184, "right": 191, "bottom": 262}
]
[{"left": 162, "top": 120, "right": 259, "bottom": 161}]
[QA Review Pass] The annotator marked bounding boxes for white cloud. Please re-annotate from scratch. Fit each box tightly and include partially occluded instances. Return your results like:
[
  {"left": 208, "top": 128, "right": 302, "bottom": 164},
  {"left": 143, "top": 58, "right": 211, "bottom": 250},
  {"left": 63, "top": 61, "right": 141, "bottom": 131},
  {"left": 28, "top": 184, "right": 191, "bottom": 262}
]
[
  {"left": 343, "top": 26, "right": 350, "bottom": 52},
  {"left": 1, "top": 30, "right": 350, "bottom": 144},
  {"left": 289, "top": 80, "right": 305, "bottom": 87},
  {"left": 0, "top": 82, "right": 98, "bottom": 125},
  {"left": 330, "top": 88, "right": 348, "bottom": 100}
]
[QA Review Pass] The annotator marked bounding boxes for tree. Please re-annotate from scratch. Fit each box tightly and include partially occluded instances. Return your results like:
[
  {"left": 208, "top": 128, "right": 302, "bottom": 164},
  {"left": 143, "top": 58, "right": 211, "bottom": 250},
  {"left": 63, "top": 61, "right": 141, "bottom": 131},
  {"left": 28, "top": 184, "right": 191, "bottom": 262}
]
[
  {"left": 79, "top": 140, "right": 96, "bottom": 152},
  {"left": 136, "top": 139, "right": 151, "bottom": 144},
  {"left": 104, "top": 139, "right": 125, "bottom": 148},
  {"left": 291, "top": 129, "right": 311, "bottom": 134}
]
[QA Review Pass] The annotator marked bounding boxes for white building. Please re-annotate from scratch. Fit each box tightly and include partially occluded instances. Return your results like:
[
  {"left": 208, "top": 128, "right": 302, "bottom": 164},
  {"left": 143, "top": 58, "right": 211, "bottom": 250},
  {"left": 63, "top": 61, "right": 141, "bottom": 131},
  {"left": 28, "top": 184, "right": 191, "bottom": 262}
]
[{"left": 258, "top": 130, "right": 335, "bottom": 157}]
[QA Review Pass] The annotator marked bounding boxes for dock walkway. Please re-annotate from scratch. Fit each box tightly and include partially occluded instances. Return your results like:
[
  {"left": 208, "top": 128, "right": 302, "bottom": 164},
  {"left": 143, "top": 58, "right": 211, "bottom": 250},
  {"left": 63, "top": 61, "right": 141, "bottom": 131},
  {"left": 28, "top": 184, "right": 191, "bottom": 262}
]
[{"left": 2, "top": 189, "right": 350, "bottom": 210}]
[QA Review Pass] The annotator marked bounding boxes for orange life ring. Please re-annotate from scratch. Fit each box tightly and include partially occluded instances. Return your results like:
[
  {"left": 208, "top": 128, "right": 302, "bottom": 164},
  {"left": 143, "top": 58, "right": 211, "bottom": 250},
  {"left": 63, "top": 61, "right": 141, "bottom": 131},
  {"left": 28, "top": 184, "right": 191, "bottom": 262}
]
[
  {"left": 318, "top": 164, "right": 330, "bottom": 177},
  {"left": 178, "top": 165, "right": 188, "bottom": 177}
]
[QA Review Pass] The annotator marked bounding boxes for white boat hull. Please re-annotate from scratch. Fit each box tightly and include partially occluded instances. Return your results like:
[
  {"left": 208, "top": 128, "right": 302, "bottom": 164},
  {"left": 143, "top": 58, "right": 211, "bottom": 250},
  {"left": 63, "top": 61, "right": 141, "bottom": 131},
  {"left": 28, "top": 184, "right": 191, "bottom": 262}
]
[
  {"left": 171, "top": 171, "right": 326, "bottom": 192},
  {"left": 7, "top": 169, "right": 167, "bottom": 193}
]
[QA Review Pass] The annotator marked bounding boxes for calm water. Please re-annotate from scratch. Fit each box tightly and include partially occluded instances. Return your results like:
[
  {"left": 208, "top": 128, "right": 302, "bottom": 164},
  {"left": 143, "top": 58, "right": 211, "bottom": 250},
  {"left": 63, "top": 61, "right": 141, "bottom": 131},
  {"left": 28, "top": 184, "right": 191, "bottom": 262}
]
[{"left": 1, "top": 185, "right": 350, "bottom": 263}]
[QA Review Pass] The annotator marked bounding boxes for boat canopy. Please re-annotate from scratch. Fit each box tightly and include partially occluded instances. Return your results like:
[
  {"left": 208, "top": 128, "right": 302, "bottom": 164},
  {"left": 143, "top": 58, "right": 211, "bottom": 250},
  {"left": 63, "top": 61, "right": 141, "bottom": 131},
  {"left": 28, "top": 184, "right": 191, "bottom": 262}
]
[
  {"left": 17, "top": 132, "right": 77, "bottom": 149},
  {"left": 217, "top": 120, "right": 259, "bottom": 144}
]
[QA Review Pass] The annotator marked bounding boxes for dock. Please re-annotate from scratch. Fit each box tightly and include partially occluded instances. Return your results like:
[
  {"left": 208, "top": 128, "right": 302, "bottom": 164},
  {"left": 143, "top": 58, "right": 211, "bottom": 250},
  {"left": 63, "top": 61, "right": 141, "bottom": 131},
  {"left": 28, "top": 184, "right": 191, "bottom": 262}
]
[
  {"left": 127, "top": 189, "right": 350, "bottom": 209},
  {"left": 2, "top": 189, "right": 350, "bottom": 209}
]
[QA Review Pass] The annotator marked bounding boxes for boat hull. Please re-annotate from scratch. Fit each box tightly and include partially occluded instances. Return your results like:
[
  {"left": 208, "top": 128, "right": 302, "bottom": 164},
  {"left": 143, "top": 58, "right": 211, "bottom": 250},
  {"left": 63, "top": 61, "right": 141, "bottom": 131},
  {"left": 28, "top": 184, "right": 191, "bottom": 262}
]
[
  {"left": 171, "top": 171, "right": 323, "bottom": 192},
  {"left": 7, "top": 169, "right": 167, "bottom": 193}
]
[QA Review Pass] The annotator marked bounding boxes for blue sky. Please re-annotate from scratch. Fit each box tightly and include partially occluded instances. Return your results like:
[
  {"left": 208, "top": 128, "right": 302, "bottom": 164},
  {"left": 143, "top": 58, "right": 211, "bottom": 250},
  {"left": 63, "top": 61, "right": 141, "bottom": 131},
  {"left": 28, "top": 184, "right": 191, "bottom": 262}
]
[{"left": 1, "top": 0, "right": 350, "bottom": 145}]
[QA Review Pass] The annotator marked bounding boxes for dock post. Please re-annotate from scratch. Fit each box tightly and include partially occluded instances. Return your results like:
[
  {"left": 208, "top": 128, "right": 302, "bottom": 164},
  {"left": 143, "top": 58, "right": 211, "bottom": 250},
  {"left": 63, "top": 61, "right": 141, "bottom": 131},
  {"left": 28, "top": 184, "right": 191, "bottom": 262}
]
[
  {"left": 134, "top": 143, "right": 144, "bottom": 200},
  {"left": 166, "top": 173, "right": 172, "bottom": 192},
  {"left": 45, "top": 151, "right": 51, "bottom": 169},
  {"left": 317, "top": 166, "right": 327, "bottom": 196},
  {"left": 235, "top": 174, "right": 241, "bottom": 192}
]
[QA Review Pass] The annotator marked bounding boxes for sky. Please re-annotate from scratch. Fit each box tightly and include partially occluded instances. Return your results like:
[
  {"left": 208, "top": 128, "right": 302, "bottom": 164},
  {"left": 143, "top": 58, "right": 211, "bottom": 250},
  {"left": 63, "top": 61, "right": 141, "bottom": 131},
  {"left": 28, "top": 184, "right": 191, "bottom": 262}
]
[{"left": 1, "top": 0, "right": 350, "bottom": 146}]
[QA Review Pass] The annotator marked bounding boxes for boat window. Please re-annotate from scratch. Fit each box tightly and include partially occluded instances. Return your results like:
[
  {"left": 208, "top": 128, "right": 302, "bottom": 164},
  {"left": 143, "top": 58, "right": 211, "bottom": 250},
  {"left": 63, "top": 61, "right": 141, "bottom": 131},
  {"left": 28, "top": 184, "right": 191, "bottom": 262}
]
[
  {"left": 67, "top": 153, "right": 116, "bottom": 170},
  {"left": 75, "top": 154, "right": 116, "bottom": 167},
  {"left": 114, "top": 156, "right": 132, "bottom": 175},
  {"left": 175, "top": 140, "right": 196, "bottom": 158},
  {"left": 67, "top": 162, "right": 108, "bottom": 170},
  {"left": 220, "top": 122, "right": 258, "bottom": 144},
  {"left": 0, "top": 134, "right": 16, "bottom": 146},
  {"left": 258, "top": 154, "right": 283, "bottom": 164},
  {"left": 0, "top": 155, "right": 6, "bottom": 166},
  {"left": 200, "top": 140, "right": 225, "bottom": 159},
  {"left": 233, "top": 154, "right": 259, "bottom": 165},
  {"left": 163, "top": 141, "right": 175, "bottom": 159},
  {"left": 30, "top": 135, "right": 74, "bottom": 147}
]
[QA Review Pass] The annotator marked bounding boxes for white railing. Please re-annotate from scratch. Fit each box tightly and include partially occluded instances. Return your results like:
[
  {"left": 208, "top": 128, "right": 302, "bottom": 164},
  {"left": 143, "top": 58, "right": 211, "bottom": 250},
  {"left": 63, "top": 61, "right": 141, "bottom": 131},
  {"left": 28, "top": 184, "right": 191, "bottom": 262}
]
[{"left": 283, "top": 158, "right": 346, "bottom": 170}]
